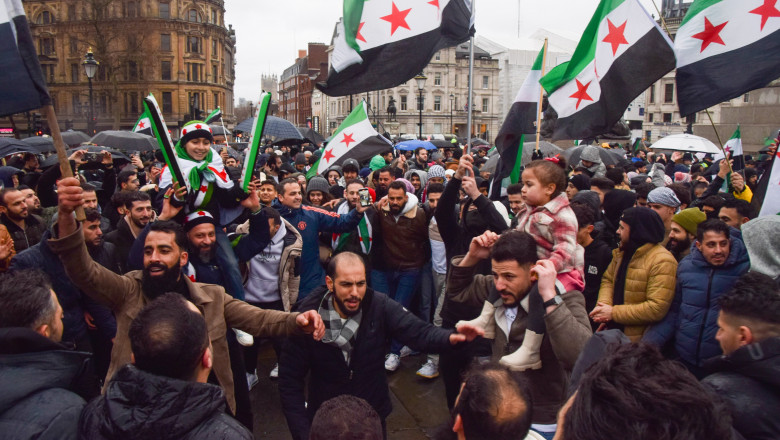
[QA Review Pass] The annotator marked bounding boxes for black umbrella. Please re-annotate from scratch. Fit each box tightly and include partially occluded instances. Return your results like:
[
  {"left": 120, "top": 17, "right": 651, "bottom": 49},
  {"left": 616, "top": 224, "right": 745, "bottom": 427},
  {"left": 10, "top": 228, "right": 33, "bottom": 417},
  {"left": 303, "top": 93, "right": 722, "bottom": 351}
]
[
  {"left": 209, "top": 124, "right": 231, "bottom": 136},
  {"left": 297, "top": 127, "right": 326, "bottom": 145},
  {"left": 89, "top": 130, "right": 158, "bottom": 151},
  {"left": 430, "top": 139, "right": 454, "bottom": 149},
  {"left": 61, "top": 130, "right": 91, "bottom": 146},
  {"left": 234, "top": 116, "right": 303, "bottom": 143},
  {"left": 21, "top": 136, "right": 55, "bottom": 153},
  {"left": 563, "top": 145, "right": 623, "bottom": 167},
  {"left": 0, "top": 138, "right": 38, "bottom": 158},
  {"left": 470, "top": 138, "right": 490, "bottom": 146},
  {"left": 40, "top": 146, "right": 130, "bottom": 168}
]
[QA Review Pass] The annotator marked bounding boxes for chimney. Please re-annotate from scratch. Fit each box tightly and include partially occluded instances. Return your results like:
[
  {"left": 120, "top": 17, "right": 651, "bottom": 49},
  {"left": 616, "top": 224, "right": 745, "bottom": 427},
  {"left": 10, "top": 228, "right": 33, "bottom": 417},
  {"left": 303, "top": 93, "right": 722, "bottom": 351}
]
[{"left": 298, "top": 49, "right": 307, "bottom": 60}]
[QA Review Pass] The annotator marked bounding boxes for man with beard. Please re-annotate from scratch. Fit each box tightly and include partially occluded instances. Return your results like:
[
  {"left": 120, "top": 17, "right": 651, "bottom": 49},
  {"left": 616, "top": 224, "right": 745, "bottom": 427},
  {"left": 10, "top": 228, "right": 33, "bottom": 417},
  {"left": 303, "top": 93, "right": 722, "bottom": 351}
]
[
  {"left": 331, "top": 179, "right": 379, "bottom": 268},
  {"left": 667, "top": 208, "right": 706, "bottom": 261},
  {"left": 0, "top": 187, "right": 46, "bottom": 252},
  {"left": 105, "top": 191, "right": 154, "bottom": 273},
  {"left": 447, "top": 230, "right": 591, "bottom": 438},
  {"left": 17, "top": 185, "right": 42, "bottom": 216},
  {"left": 375, "top": 166, "right": 395, "bottom": 199},
  {"left": 408, "top": 147, "right": 429, "bottom": 171},
  {"left": 644, "top": 219, "right": 749, "bottom": 378},
  {"left": 279, "top": 252, "right": 482, "bottom": 440},
  {"left": 48, "top": 176, "right": 325, "bottom": 416}
]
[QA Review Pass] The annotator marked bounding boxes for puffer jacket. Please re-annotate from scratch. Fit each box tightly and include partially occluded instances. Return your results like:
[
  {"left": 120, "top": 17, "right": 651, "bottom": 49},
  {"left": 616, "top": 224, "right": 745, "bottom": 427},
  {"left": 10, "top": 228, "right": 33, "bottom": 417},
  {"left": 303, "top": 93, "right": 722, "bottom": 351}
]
[
  {"left": 597, "top": 243, "right": 677, "bottom": 341},
  {"left": 703, "top": 337, "right": 780, "bottom": 440},
  {"left": 79, "top": 364, "right": 252, "bottom": 440},
  {"left": 644, "top": 230, "right": 750, "bottom": 367},
  {"left": 373, "top": 192, "right": 432, "bottom": 270}
]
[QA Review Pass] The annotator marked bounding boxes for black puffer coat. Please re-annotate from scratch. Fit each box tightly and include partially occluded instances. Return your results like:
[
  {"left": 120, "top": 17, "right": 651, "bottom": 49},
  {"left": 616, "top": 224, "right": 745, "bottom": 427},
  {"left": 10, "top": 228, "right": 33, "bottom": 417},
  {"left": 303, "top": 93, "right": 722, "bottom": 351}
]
[
  {"left": 703, "top": 337, "right": 780, "bottom": 440},
  {"left": 79, "top": 364, "right": 252, "bottom": 440}
]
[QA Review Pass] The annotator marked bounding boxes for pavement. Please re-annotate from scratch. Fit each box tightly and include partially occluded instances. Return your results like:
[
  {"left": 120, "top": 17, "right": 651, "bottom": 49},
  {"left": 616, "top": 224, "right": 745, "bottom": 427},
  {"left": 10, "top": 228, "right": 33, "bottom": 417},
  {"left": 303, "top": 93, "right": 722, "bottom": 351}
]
[{"left": 249, "top": 343, "right": 451, "bottom": 439}]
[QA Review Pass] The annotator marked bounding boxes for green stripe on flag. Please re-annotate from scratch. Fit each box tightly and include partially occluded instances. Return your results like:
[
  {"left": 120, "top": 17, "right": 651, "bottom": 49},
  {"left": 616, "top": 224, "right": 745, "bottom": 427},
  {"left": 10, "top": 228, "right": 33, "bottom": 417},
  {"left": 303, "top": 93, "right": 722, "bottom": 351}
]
[
  {"left": 531, "top": 45, "right": 545, "bottom": 71},
  {"left": 332, "top": 102, "right": 369, "bottom": 141},
  {"left": 343, "top": 0, "right": 365, "bottom": 53},
  {"left": 307, "top": 155, "right": 322, "bottom": 180},
  {"left": 729, "top": 125, "right": 740, "bottom": 140},
  {"left": 680, "top": 0, "right": 724, "bottom": 27},
  {"left": 509, "top": 135, "right": 525, "bottom": 184}
]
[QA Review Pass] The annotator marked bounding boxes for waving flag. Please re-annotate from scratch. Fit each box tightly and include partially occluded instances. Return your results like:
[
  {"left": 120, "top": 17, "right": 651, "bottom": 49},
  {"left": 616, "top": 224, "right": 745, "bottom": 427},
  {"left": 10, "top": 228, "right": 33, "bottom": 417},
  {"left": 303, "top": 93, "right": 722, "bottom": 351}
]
[
  {"left": 318, "top": 0, "right": 474, "bottom": 96},
  {"left": 307, "top": 101, "right": 392, "bottom": 178},
  {"left": 132, "top": 108, "right": 153, "bottom": 136},
  {"left": 0, "top": 0, "right": 51, "bottom": 117},
  {"left": 204, "top": 107, "right": 222, "bottom": 124},
  {"left": 540, "top": 0, "right": 675, "bottom": 141},
  {"left": 676, "top": 0, "right": 780, "bottom": 116}
]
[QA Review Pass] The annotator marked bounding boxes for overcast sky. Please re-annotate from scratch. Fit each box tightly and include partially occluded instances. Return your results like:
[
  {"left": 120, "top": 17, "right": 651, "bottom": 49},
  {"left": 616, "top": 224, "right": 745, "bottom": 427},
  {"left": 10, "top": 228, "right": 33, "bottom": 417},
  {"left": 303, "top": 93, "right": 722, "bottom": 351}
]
[{"left": 225, "top": 0, "right": 662, "bottom": 101}]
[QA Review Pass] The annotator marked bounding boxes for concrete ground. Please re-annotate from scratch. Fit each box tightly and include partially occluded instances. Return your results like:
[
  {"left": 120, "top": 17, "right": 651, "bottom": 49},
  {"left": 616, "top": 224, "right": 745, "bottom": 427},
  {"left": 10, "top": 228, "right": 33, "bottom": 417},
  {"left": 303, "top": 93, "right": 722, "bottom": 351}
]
[{"left": 249, "top": 343, "right": 451, "bottom": 439}]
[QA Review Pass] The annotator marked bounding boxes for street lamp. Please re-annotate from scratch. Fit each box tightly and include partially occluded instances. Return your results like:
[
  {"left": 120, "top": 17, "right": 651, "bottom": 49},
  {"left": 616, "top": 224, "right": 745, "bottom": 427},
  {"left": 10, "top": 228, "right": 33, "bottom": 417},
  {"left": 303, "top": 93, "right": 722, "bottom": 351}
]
[
  {"left": 414, "top": 72, "right": 427, "bottom": 139},
  {"left": 449, "top": 93, "right": 454, "bottom": 136},
  {"left": 83, "top": 49, "right": 99, "bottom": 135}
]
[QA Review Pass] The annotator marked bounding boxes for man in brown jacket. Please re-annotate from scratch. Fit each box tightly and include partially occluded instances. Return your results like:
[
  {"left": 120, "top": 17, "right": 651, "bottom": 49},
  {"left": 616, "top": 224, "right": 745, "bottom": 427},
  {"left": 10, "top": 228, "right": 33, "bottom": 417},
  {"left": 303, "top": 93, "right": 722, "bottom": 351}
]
[
  {"left": 447, "top": 229, "right": 592, "bottom": 437},
  {"left": 50, "top": 177, "right": 325, "bottom": 415}
]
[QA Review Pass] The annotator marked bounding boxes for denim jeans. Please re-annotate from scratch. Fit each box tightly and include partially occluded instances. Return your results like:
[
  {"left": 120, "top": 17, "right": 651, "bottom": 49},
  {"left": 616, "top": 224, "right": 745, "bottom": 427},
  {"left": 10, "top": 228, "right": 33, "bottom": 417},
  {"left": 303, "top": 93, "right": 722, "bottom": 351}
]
[{"left": 371, "top": 268, "right": 421, "bottom": 355}]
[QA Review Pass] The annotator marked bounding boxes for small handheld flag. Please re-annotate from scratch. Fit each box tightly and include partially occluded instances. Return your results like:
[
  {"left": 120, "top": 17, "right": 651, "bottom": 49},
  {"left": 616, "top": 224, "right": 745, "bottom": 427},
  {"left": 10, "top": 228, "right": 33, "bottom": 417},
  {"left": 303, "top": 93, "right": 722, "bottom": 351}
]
[
  {"left": 240, "top": 93, "right": 271, "bottom": 191},
  {"left": 204, "top": 108, "right": 223, "bottom": 125},
  {"left": 132, "top": 108, "right": 153, "bottom": 136},
  {"left": 143, "top": 94, "right": 185, "bottom": 187}
]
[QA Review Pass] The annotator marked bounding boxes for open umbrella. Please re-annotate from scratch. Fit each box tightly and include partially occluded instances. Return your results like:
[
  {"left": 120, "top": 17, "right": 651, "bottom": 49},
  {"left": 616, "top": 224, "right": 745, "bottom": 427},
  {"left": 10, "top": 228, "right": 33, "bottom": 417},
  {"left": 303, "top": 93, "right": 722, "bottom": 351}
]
[
  {"left": 234, "top": 116, "right": 303, "bottom": 144},
  {"left": 395, "top": 140, "right": 437, "bottom": 151},
  {"left": 61, "top": 130, "right": 91, "bottom": 146},
  {"left": 40, "top": 146, "right": 129, "bottom": 168},
  {"left": 563, "top": 144, "right": 624, "bottom": 167},
  {"left": 649, "top": 133, "right": 721, "bottom": 154},
  {"left": 430, "top": 139, "right": 454, "bottom": 149},
  {"left": 21, "top": 136, "right": 55, "bottom": 153},
  {"left": 297, "top": 127, "right": 326, "bottom": 145},
  {"left": 89, "top": 131, "right": 158, "bottom": 151},
  {"left": 483, "top": 141, "right": 564, "bottom": 174},
  {"left": 0, "top": 138, "right": 38, "bottom": 158},
  {"left": 470, "top": 138, "right": 490, "bottom": 146},
  {"left": 209, "top": 125, "right": 231, "bottom": 137}
]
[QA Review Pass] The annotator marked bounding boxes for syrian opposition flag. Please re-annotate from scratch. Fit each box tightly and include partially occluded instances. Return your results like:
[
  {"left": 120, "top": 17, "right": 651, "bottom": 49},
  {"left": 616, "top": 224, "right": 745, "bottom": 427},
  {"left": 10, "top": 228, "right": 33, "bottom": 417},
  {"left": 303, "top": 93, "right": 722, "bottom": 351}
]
[
  {"left": 539, "top": 0, "right": 675, "bottom": 141},
  {"left": 307, "top": 101, "right": 392, "bottom": 178},
  {"left": 675, "top": 0, "right": 780, "bottom": 116},
  {"left": 714, "top": 125, "right": 745, "bottom": 170},
  {"left": 204, "top": 107, "right": 222, "bottom": 124},
  {"left": 0, "top": 0, "right": 51, "bottom": 117},
  {"left": 317, "top": 0, "right": 474, "bottom": 96},
  {"left": 757, "top": 145, "right": 780, "bottom": 217},
  {"left": 132, "top": 108, "right": 153, "bottom": 136}
]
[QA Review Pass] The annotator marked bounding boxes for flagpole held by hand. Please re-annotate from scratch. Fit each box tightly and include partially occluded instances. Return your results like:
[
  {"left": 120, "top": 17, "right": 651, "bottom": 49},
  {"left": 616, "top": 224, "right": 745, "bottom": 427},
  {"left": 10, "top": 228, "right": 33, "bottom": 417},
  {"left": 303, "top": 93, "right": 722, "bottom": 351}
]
[
  {"left": 44, "top": 104, "right": 85, "bottom": 221},
  {"left": 704, "top": 108, "right": 732, "bottom": 173},
  {"left": 535, "top": 38, "right": 549, "bottom": 153}
]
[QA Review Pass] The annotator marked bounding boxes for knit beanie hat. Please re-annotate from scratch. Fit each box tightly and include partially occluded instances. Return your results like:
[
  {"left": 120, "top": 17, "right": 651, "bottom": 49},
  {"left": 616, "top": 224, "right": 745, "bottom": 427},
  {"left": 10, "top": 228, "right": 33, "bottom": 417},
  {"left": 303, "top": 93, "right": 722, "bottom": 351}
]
[
  {"left": 369, "top": 155, "right": 387, "bottom": 171},
  {"left": 179, "top": 120, "right": 214, "bottom": 147},
  {"left": 183, "top": 211, "right": 217, "bottom": 232},
  {"left": 569, "top": 174, "right": 591, "bottom": 192},
  {"left": 359, "top": 167, "right": 372, "bottom": 179},
  {"left": 647, "top": 187, "right": 681, "bottom": 207},
  {"left": 342, "top": 158, "right": 360, "bottom": 173},
  {"left": 428, "top": 165, "right": 446, "bottom": 179},
  {"left": 396, "top": 178, "right": 415, "bottom": 194},
  {"left": 295, "top": 153, "right": 308, "bottom": 166},
  {"left": 306, "top": 176, "right": 330, "bottom": 195},
  {"left": 672, "top": 208, "right": 707, "bottom": 236}
]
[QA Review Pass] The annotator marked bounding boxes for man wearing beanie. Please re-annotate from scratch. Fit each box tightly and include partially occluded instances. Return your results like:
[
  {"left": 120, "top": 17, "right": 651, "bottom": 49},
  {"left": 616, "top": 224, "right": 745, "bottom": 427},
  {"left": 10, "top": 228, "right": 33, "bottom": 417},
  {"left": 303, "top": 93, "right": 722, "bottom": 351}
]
[
  {"left": 647, "top": 187, "right": 681, "bottom": 247},
  {"left": 566, "top": 174, "right": 591, "bottom": 200},
  {"left": 591, "top": 207, "right": 677, "bottom": 342},
  {"left": 668, "top": 207, "right": 707, "bottom": 261}
]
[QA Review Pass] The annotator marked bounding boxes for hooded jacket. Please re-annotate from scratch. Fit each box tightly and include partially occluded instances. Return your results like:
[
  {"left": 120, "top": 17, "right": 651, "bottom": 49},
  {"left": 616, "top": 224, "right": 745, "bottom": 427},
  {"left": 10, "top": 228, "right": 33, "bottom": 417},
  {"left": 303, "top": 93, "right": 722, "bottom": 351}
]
[
  {"left": 601, "top": 190, "right": 638, "bottom": 249},
  {"left": 703, "top": 337, "right": 780, "bottom": 440},
  {"left": 0, "top": 328, "right": 95, "bottom": 440},
  {"left": 374, "top": 192, "right": 432, "bottom": 270},
  {"left": 741, "top": 216, "right": 780, "bottom": 282},
  {"left": 643, "top": 230, "right": 750, "bottom": 367},
  {"left": 79, "top": 365, "right": 252, "bottom": 440},
  {"left": 577, "top": 146, "right": 606, "bottom": 178}
]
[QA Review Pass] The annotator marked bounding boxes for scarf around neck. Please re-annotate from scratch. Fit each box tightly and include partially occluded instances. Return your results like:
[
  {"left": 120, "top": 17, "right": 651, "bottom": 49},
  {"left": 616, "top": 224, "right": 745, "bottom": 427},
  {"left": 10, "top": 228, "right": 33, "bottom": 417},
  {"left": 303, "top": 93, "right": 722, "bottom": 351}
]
[{"left": 319, "top": 291, "right": 363, "bottom": 363}]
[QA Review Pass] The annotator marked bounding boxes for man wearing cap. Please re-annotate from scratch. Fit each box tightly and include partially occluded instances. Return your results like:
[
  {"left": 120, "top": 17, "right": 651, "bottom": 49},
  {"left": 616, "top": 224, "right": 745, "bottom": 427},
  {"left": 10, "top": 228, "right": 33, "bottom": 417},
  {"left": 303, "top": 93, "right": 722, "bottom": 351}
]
[
  {"left": 644, "top": 219, "right": 749, "bottom": 378},
  {"left": 667, "top": 207, "right": 707, "bottom": 261},
  {"left": 647, "top": 187, "right": 681, "bottom": 247},
  {"left": 340, "top": 158, "right": 360, "bottom": 184}
]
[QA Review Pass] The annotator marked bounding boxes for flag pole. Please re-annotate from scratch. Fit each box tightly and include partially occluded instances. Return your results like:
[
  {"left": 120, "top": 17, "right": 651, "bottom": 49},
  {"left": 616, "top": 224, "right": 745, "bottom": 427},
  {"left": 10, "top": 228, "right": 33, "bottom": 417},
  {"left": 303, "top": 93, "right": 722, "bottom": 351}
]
[
  {"left": 705, "top": 108, "right": 732, "bottom": 173},
  {"left": 535, "top": 38, "right": 549, "bottom": 152},
  {"left": 218, "top": 106, "right": 229, "bottom": 142},
  {"left": 466, "top": 35, "right": 475, "bottom": 157},
  {"left": 43, "top": 104, "right": 85, "bottom": 221}
]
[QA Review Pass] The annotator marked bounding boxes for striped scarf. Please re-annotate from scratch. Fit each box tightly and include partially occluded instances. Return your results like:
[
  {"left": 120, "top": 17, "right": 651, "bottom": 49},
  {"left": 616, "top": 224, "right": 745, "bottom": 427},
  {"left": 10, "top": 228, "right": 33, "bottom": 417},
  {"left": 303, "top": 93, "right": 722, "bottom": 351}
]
[{"left": 318, "top": 291, "right": 362, "bottom": 363}]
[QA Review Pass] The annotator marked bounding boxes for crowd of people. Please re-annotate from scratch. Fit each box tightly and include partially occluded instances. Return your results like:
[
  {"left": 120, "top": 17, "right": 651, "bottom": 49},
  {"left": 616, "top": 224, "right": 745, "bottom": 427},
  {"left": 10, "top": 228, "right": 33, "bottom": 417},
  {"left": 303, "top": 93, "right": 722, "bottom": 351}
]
[{"left": 0, "top": 121, "right": 778, "bottom": 440}]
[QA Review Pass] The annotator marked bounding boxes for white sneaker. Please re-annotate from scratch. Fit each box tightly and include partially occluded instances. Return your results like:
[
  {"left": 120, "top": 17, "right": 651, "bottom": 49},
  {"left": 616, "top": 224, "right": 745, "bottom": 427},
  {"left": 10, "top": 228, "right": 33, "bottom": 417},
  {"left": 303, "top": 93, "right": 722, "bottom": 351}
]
[
  {"left": 269, "top": 363, "right": 279, "bottom": 379},
  {"left": 246, "top": 371, "right": 259, "bottom": 390},
  {"left": 234, "top": 329, "right": 254, "bottom": 347},
  {"left": 399, "top": 345, "right": 419, "bottom": 358},
  {"left": 416, "top": 360, "right": 439, "bottom": 379},
  {"left": 384, "top": 353, "right": 401, "bottom": 372}
]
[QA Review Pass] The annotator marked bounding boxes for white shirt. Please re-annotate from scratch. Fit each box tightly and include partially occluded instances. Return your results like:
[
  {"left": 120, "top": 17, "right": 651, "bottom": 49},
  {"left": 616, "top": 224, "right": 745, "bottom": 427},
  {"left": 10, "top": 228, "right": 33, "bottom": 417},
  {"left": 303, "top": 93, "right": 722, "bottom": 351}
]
[{"left": 245, "top": 221, "right": 287, "bottom": 303}]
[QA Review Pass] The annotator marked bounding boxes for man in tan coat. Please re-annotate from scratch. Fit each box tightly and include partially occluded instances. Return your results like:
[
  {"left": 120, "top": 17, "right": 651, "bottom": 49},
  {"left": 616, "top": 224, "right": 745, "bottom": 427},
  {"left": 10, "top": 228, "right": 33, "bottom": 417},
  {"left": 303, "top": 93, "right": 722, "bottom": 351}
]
[
  {"left": 592, "top": 207, "right": 677, "bottom": 341},
  {"left": 50, "top": 177, "right": 325, "bottom": 414}
]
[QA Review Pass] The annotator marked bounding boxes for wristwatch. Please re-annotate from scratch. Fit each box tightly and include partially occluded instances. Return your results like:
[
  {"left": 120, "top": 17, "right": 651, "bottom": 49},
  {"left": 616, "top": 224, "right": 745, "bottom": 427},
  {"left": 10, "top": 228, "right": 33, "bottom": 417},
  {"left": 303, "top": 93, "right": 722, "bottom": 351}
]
[{"left": 543, "top": 295, "right": 563, "bottom": 308}]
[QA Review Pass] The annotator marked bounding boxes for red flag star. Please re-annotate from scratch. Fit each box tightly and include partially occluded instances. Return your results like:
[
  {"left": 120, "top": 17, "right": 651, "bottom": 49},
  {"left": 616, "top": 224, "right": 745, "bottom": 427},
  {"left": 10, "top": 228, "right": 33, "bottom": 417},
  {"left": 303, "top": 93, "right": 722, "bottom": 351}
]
[
  {"left": 341, "top": 132, "right": 356, "bottom": 148},
  {"left": 602, "top": 19, "right": 629, "bottom": 56},
  {"left": 182, "top": 129, "right": 187, "bottom": 135},
  {"left": 197, "top": 211, "right": 206, "bottom": 216},
  {"left": 569, "top": 79, "right": 594, "bottom": 110},
  {"left": 428, "top": 0, "right": 440, "bottom": 9},
  {"left": 356, "top": 22, "right": 366, "bottom": 43},
  {"left": 199, "top": 185, "right": 208, "bottom": 192},
  {"left": 692, "top": 17, "right": 728, "bottom": 52},
  {"left": 750, "top": 0, "right": 780, "bottom": 31},
  {"left": 380, "top": 2, "right": 412, "bottom": 36},
  {"left": 323, "top": 148, "right": 335, "bottom": 163},
  {"left": 138, "top": 121, "right": 145, "bottom": 128}
]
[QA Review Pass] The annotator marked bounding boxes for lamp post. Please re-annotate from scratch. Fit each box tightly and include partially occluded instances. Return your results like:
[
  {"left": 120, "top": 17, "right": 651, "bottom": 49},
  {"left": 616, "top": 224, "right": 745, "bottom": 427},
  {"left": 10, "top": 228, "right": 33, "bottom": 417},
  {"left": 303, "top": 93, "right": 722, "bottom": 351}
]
[
  {"left": 414, "top": 72, "right": 427, "bottom": 139},
  {"left": 82, "top": 49, "right": 99, "bottom": 135},
  {"left": 449, "top": 93, "right": 454, "bottom": 135}
]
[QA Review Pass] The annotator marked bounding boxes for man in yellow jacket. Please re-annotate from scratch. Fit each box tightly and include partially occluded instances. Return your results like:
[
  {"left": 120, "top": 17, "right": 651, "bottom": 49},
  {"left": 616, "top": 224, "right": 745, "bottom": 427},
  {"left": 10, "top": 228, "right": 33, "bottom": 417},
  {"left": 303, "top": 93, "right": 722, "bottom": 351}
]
[{"left": 591, "top": 207, "right": 677, "bottom": 342}]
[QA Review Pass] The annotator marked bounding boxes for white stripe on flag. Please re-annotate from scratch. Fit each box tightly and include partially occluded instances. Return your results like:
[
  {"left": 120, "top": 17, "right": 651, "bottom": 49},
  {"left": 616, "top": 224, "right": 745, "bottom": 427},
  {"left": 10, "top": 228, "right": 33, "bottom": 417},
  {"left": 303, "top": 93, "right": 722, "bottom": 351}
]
[{"left": 547, "top": 62, "right": 601, "bottom": 118}]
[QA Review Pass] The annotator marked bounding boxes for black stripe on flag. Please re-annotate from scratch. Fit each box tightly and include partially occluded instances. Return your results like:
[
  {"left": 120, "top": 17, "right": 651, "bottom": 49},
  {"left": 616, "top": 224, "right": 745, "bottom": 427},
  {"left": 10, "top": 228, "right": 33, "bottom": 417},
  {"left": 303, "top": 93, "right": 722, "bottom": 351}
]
[
  {"left": 553, "top": 29, "right": 675, "bottom": 141},
  {"left": 494, "top": 100, "right": 536, "bottom": 177},
  {"left": 0, "top": 13, "right": 51, "bottom": 117}
]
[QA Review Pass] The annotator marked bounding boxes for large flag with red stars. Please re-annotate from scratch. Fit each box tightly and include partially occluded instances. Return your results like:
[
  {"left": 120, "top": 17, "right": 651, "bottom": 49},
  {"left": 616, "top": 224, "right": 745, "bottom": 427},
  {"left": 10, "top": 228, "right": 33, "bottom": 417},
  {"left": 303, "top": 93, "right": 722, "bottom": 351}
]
[
  {"left": 539, "top": 0, "right": 675, "bottom": 141},
  {"left": 307, "top": 101, "right": 392, "bottom": 179},
  {"left": 675, "top": 0, "right": 780, "bottom": 116},
  {"left": 317, "top": 0, "right": 474, "bottom": 96}
]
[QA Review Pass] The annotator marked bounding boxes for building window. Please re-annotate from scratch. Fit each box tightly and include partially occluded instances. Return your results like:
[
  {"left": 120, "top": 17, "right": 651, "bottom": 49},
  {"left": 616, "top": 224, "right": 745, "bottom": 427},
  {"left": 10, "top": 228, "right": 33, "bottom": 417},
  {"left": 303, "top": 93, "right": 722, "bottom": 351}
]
[
  {"left": 37, "top": 10, "right": 53, "bottom": 24},
  {"left": 664, "top": 84, "right": 674, "bottom": 103},
  {"left": 127, "top": 61, "right": 139, "bottom": 81},
  {"left": 41, "top": 64, "right": 54, "bottom": 83},
  {"left": 162, "top": 92, "right": 173, "bottom": 114},
  {"left": 434, "top": 72, "right": 441, "bottom": 86},
  {"left": 649, "top": 85, "right": 655, "bottom": 104},
  {"left": 663, "top": 112, "right": 672, "bottom": 122},
  {"left": 743, "top": 92, "right": 750, "bottom": 103},
  {"left": 400, "top": 95, "right": 407, "bottom": 111},
  {"left": 160, "top": 34, "right": 171, "bottom": 51},
  {"left": 212, "top": 64, "right": 218, "bottom": 82},
  {"left": 71, "top": 63, "right": 79, "bottom": 83},
  {"left": 72, "top": 93, "right": 80, "bottom": 113},
  {"left": 187, "top": 36, "right": 202, "bottom": 53},
  {"left": 648, "top": 113, "right": 654, "bottom": 122},
  {"left": 188, "top": 9, "right": 201, "bottom": 22},
  {"left": 69, "top": 38, "right": 78, "bottom": 55},
  {"left": 434, "top": 51, "right": 440, "bottom": 61},
  {"left": 39, "top": 37, "right": 55, "bottom": 56},
  {"left": 213, "top": 92, "right": 219, "bottom": 108},
  {"left": 125, "top": 2, "right": 138, "bottom": 17},
  {"left": 161, "top": 61, "right": 171, "bottom": 80},
  {"left": 187, "top": 63, "right": 203, "bottom": 82},
  {"left": 434, "top": 123, "right": 442, "bottom": 133},
  {"left": 68, "top": 5, "right": 76, "bottom": 20},
  {"left": 482, "top": 75, "right": 489, "bottom": 89},
  {"left": 159, "top": 2, "right": 169, "bottom": 18},
  {"left": 211, "top": 39, "right": 217, "bottom": 56},
  {"left": 482, "top": 98, "right": 489, "bottom": 112},
  {"left": 434, "top": 95, "right": 441, "bottom": 111},
  {"left": 211, "top": 9, "right": 217, "bottom": 24}
]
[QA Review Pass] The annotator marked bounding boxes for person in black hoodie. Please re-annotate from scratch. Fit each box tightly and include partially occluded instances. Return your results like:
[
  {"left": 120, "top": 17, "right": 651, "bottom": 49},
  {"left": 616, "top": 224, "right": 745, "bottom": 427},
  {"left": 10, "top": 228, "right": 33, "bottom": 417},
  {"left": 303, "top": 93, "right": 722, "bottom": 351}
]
[
  {"left": 0, "top": 269, "right": 97, "bottom": 440},
  {"left": 571, "top": 203, "right": 613, "bottom": 331},
  {"left": 600, "top": 189, "right": 637, "bottom": 250},
  {"left": 79, "top": 293, "right": 253, "bottom": 440},
  {"left": 703, "top": 272, "right": 780, "bottom": 440}
]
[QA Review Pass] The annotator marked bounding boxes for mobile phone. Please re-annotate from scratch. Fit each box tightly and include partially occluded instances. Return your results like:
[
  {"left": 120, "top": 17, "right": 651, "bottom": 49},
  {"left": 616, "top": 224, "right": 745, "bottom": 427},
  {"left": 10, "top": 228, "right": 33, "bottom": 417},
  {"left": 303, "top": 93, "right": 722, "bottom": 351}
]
[
  {"left": 128, "top": 150, "right": 139, "bottom": 157},
  {"left": 358, "top": 188, "right": 371, "bottom": 207},
  {"left": 85, "top": 152, "right": 101, "bottom": 162}
]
